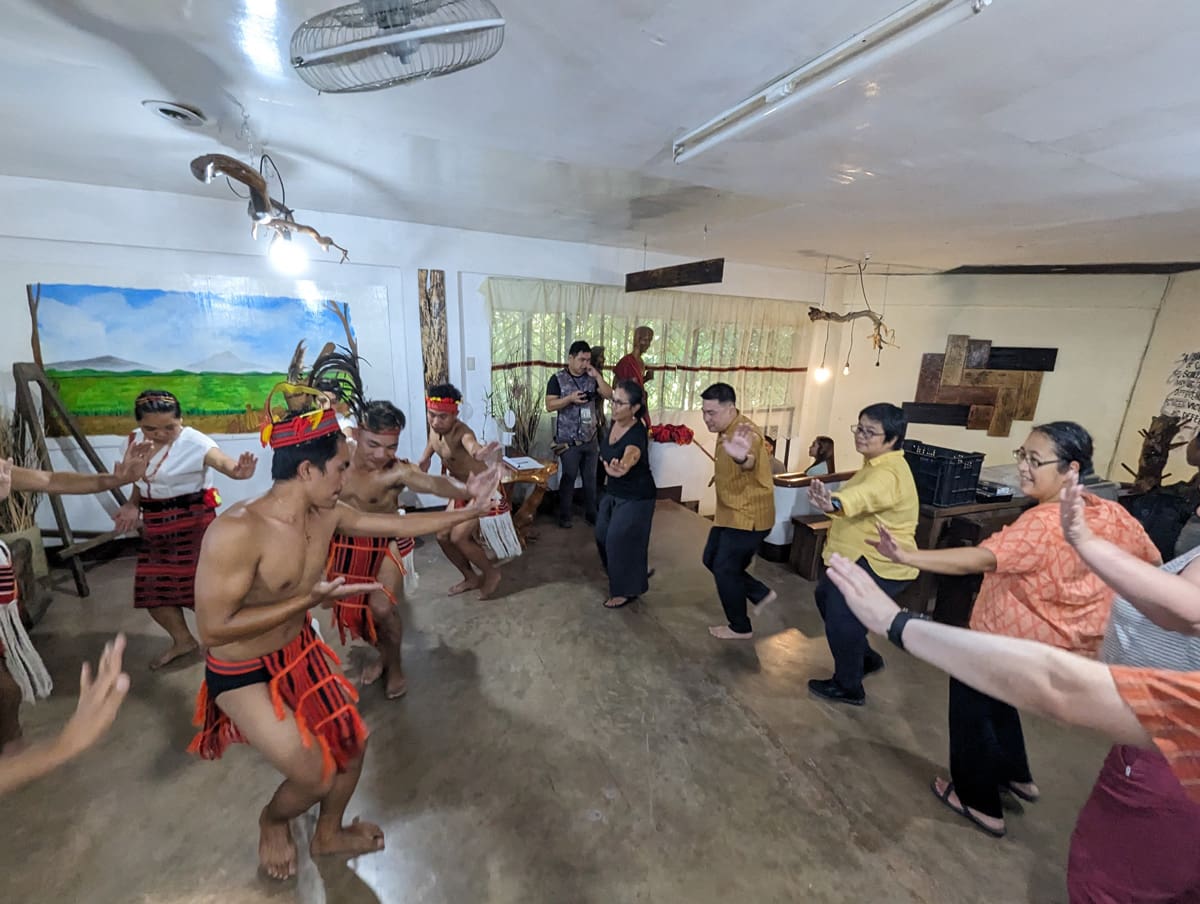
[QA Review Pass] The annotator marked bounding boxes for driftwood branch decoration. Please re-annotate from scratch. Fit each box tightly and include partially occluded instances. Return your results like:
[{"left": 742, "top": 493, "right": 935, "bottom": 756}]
[
  {"left": 807, "top": 306, "right": 898, "bottom": 352},
  {"left": 1121, "top": 414, "right": 1190, "bottom": 492},
  {"left": 26, "top": 283, "right": 43, "bottom": 370},
  {"left": 190, "top": 153, "right": 349, "bottom": 263}
]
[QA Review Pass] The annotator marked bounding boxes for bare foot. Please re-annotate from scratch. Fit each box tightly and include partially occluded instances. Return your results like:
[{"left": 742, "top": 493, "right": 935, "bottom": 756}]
[
  {"left": 360, "top": 658, "right": 384, "bottom": 686},
  {"left": 750, "top": 589, "right": 777, "bottom": 613},
  {"left": 149, "top": 640, "right": 199, "bottom": 671},
  {"left": 311, "top": 817, "right": 385, "bottom": 858},
  {"left": 385, "top": 667, "right": 408, "bottom": 700},
  {"left": 708, "top": 625, "right": 753, "bottom": 640},
  {"left": 447, "top": 577, "right": 481, "bottom": 596},
  {"left": 477, "top": 569, "right": 502, "bottom": 600},
  {"left": 258, "top": 811, "right": 298, "bottom": 880}
]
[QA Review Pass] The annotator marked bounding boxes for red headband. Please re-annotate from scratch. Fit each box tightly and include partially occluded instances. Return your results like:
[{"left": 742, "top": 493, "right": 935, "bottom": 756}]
[
  {"left": 260, "top": 408, "right": 342, "bottom": 449},
  {"left": 426, "top": 396, "right": 459, "bottom": 413}
]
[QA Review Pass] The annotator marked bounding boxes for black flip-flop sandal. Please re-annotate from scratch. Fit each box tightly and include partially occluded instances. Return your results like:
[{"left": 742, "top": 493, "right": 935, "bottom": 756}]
[
  {"left": 1001, "top": 781, "right": 1040, "bottom": 804},
  {"left": 930, "top": 779, "right": 1006, "bottom": 838},
  {"left": 604, "top": 596, "right": 637, "bottom": 609}
]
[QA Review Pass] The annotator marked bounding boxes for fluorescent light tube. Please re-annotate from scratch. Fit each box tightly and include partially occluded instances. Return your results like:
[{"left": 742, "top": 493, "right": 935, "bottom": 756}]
[{"left": 673, "top": 0, "right": 994, "bottom": 163}]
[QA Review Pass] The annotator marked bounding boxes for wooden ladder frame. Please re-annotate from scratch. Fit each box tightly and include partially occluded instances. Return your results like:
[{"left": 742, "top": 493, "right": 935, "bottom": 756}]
[{"left": 10, "top": 362, "right": 129, "bottom": 596}]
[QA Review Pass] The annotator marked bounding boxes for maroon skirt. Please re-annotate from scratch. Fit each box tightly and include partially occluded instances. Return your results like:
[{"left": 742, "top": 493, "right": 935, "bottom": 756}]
[
  {"left": 134, "top": 489, "right": 217, "bottom": 609},
  {"left": 1068, "top": 744, "right": 1200, "bottom": 902}
]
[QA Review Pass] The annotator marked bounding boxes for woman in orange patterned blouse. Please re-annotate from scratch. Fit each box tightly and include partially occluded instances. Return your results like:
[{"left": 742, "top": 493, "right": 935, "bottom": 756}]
[
  {"left": 822, "top": 551, "right": 1200, "bottom": 832},
  {"left": 872, "top": 422, "right": 1159, "bottom": 837}
]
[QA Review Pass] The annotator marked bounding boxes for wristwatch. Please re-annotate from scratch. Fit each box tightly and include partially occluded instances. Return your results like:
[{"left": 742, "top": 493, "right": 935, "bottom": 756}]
[
  {"left": 887, "top": 609, "right": 930, "bottom": 651},
  {"left": 829, "top": 498, "right": 842, "bottom": 513}
]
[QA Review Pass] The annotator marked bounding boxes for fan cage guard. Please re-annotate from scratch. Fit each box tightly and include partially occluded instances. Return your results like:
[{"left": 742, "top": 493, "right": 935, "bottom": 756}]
[{"left": 291, "top": 0, "right": 505, "bottom": 93}]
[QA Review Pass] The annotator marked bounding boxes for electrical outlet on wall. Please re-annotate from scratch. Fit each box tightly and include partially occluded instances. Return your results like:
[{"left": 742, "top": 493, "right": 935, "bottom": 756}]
[{"left": 466, "top": 356, "right": 476, "bottom": 371}]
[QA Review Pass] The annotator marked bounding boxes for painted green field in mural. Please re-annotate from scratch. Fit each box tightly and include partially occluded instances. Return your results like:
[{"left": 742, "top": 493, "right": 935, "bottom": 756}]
[{"left": 47, "top": 370, "right": 286, "bottom": 416}]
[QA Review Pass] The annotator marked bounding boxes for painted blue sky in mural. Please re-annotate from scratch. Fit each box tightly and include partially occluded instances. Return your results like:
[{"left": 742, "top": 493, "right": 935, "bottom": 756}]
[{"left": 38, "top": 283, "right": 355, "bottom": 373}]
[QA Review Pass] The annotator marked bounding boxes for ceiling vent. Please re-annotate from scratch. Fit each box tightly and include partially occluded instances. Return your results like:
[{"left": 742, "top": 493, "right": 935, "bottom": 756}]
[{"left": 142, "top": 100, "right": 207, "bottom": 128}]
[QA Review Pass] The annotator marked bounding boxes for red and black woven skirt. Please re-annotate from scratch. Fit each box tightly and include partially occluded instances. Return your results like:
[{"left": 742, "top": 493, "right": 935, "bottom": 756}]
[{"left": 134, "top": 489, "right": 218, "bottom": 609}]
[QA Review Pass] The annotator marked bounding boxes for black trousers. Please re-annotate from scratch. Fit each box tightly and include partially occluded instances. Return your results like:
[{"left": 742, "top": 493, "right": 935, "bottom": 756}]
[
  {"left": 595, "top": 495, "right": 655, "bottom": 598},
  {"left": 557, "top": 440, "right": 598, "bottom": 523},
  {"left": 948, "top": 677, "right": 1033, "bottom": 819},
  {"left": 814, "top": 557, "right": 911, "bottom": 692},
  {"left": 703, "top": 526, "right": 771, "bottom": 634}
]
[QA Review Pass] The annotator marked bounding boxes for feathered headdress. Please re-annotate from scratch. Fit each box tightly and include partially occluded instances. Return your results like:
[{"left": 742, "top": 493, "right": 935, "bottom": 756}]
[{"left": 308, "top": 345, "right": 366, "bottom": 422}]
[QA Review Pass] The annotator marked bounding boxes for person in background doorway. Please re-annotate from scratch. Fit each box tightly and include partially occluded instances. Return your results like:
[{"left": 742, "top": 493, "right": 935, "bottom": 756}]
[{"left": 763, "top": 435, "right": 786, "bottom": 475}]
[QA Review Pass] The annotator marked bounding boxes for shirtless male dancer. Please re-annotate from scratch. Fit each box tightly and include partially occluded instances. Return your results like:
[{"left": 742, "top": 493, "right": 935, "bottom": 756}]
[
  {"left": 190, "top": 405, "right": 498, "bottom": 879},
  {"left": 417, "top": 383, "right": 505, "bottom": 600},
  {"left": 332, "top": 399, "right": 491, "bottom": 699}
]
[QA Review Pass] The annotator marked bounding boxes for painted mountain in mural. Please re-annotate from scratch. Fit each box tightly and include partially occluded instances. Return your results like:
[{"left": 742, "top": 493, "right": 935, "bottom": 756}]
[
  {"left": 183, "top": 352, "right": 273, "bottom": 374},
  {"left": 46, "top": 355, "right": 151, "bottom": 372}
]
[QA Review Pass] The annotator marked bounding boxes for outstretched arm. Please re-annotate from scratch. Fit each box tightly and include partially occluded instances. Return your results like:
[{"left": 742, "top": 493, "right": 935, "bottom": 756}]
[
  {"left": 392, "top": 462, "right": 470, "bottom": 500},
  {"left": 460, "top": 427, "right": 502, "bottom": 464},
  {"left": 10, "top": 441, "right": 154, "bottom": 495},
  {"left": 825, "top": 554, "right": 1151, "bottom": 746},
  {"left": 866, "top": 522, "right": 997, "bottom": 575},
  {"left": 204, "top": 447, "right": 258, "bottom": 481},
  {"left": 1060, "top": 473, "right": 1200, "bottom": 635},
  {"left": 0, "top": 635, "right": 131, "bottom": 797}
]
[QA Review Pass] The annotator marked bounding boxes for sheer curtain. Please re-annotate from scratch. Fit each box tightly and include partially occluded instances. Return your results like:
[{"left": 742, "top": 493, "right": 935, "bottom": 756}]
[{"left": 485, "top": 277, "right": 813, "bottom": 457}]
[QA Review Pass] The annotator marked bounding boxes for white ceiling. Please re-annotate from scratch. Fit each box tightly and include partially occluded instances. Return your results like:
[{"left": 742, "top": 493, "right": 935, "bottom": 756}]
[{"left": 3, "top": 0, "right": 1200, "bottom": 270}]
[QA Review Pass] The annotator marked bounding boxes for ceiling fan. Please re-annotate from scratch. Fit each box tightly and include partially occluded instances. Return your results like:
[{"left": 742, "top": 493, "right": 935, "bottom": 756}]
[{"left": 290, "top": 0, "right": 506, "bottom": 94}]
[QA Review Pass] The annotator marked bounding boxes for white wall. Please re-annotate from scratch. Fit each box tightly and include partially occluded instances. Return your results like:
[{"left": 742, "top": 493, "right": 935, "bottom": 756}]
[
  {"left": 793, "top": 272, "right": 1167, "bottom": 480},
  {"left": 1114, "top": 272, "right": 1200, "bottom": 483},
  {"left": 0, "top": 174, "right": 825, "bottom": 529}
]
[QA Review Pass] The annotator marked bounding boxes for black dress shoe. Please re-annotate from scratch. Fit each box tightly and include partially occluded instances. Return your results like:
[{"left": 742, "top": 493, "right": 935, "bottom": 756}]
[
  {"left": 807, "top": 677, "right": 865, "bottom": 706},
  {"left": 863, "top": 654, "right": 886, "bottom": 677}
]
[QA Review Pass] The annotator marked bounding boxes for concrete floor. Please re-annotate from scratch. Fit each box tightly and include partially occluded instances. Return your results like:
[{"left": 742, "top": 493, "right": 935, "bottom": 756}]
[{"left": 2, "top": 502, "right": 1104, "bottom": 903}]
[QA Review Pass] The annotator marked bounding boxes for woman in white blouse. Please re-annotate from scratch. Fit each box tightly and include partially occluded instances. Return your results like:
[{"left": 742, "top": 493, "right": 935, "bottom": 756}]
[{"left": 113, "top": 391, "right": 257, "bottom": 669}]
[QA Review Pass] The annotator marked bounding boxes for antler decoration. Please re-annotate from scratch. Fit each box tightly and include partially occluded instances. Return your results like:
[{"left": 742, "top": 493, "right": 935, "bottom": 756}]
[
  {"left": 189, "top": 153, "right": 349, "bottom": 263},
  {"left": 807, "top": 306, "right": 898, "bottom": 353}
]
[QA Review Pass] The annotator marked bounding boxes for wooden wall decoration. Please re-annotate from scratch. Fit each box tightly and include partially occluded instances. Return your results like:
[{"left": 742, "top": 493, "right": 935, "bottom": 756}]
[
  {"left": 417, "top": 269, "right": 449, "bottom": 389},
  {"left": 903, "top": 335, "right": 1057, "bottom": 437}
]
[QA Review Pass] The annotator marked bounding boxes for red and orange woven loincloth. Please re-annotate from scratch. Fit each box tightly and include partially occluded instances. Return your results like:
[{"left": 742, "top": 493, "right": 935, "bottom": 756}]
[
  {"left": 325, "top": 533, "right": 413, "bottom": 644},
  {"left": 187, "top": 621, "right": 367, "bottom": 781}
]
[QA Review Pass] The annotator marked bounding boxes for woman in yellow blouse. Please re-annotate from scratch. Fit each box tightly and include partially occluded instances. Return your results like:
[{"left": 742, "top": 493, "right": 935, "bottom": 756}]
[{"left": 806, "top": 403, "right": 919, "bottom": 705}]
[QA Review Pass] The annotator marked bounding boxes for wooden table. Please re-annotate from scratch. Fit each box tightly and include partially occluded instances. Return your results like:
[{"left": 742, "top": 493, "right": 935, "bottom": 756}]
[
  {"left": 898, "top": 496, "right": 1033, "bottom": 615},
  {"left": 501, "top": 460, "right": 559, "bottom": 546}
]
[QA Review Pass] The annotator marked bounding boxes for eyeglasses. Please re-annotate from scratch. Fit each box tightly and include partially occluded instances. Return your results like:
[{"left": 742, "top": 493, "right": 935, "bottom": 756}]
[
  {"left": 1012, "top": 449, "right": 1061, "bottom": 469},
  {"left": 850, "top": 425, "right": 883, "bottom": 438},
  {"left": 611, "top": 399, "right": 631, "bottom": 408}
]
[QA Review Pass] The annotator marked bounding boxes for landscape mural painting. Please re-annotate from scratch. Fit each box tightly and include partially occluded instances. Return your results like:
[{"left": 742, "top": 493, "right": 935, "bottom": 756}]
[{"left": 33, "top": 282, "right": 357, "bottom": 436}]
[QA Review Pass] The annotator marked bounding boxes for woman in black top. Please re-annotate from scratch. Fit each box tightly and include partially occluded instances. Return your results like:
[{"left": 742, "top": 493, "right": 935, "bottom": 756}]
[{"left": 595, "top": 380, "right": 657, "bottom": 608}]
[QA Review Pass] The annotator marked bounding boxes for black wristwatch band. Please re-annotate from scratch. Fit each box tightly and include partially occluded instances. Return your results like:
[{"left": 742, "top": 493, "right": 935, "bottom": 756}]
[{"left": 887, "top": 610, "right": 930, "bottom": 651}]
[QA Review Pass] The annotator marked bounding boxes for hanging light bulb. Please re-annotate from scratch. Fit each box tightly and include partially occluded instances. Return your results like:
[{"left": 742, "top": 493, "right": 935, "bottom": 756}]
[
  {"left": 268, "top": 230, "right": 308, "bottom": 275},
  {"left": 814, "top": 366, "right": 831, "bottom": 383},
  {"left": 842, "top": 364, "right": 851, "bottom": 376}
]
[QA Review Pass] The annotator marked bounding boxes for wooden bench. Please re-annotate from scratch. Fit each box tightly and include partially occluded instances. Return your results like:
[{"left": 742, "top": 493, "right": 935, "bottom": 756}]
[{"left": 789, "top": 514, "right": 832, "bottom": 580}]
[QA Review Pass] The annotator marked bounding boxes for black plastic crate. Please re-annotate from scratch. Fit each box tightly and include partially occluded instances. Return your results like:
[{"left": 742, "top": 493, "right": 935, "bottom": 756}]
[{"left": 903, "top": 440, "right": 985, "bottom": 507}]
